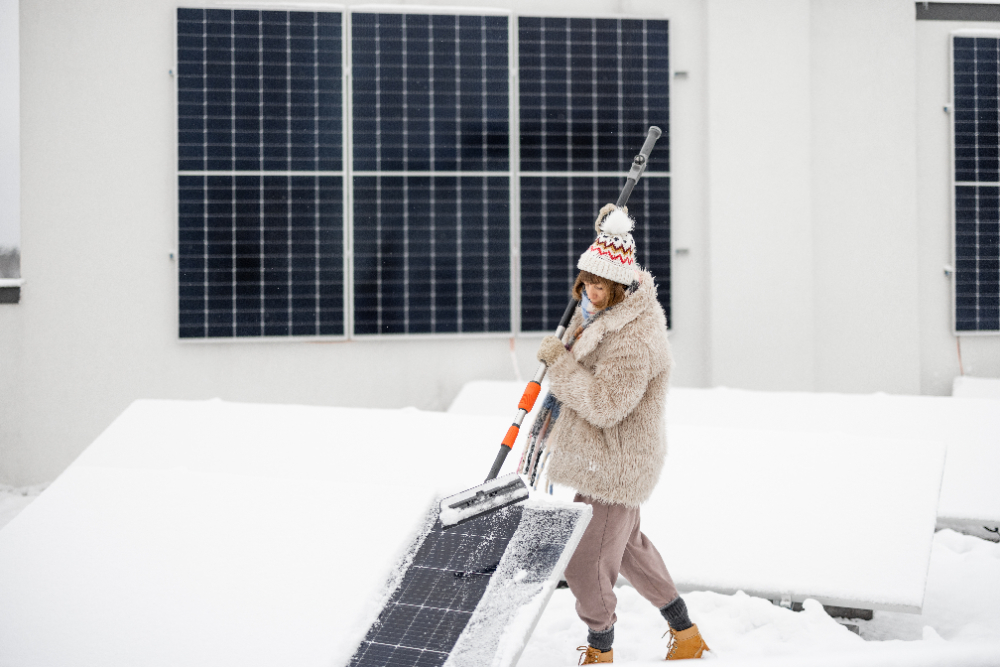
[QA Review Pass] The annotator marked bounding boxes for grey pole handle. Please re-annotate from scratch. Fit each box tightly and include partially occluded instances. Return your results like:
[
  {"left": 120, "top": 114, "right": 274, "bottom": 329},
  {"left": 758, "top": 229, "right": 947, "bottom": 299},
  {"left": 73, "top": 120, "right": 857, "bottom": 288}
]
[
  {"left": 485, "top": 127, "right": 664, "bottom": 482},
  {"left": 616, "top": 126, "right": 662, "bottom": 208}
]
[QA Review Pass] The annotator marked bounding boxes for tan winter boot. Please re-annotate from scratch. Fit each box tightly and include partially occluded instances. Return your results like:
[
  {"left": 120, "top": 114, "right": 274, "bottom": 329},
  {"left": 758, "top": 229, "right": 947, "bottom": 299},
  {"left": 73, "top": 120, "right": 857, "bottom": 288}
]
[
  {"left": 577, "top": 645, "right": 614, "bottom": 664},
  {"left": 664, "top": 624, "right": 709, "bottom": 660}
]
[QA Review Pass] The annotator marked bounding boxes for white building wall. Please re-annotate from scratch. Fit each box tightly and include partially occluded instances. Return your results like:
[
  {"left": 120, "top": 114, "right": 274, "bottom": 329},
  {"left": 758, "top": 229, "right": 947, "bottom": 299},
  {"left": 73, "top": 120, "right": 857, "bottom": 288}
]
[
  {"left": 4, "top": 0, "right": 999, "bottom": 486},
  {"left": 810, "top": 0, "right": 923, "bottom": 394},
  {"left": 705, "top": 0, "right": 815, "bottom": 391}
]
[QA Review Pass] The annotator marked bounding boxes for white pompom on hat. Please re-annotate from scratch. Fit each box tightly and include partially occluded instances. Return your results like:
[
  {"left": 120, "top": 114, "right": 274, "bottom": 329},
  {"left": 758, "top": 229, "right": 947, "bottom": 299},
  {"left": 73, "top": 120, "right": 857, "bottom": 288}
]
[{"left": 577, "top": 204, "right": 639, "bottom": 286}]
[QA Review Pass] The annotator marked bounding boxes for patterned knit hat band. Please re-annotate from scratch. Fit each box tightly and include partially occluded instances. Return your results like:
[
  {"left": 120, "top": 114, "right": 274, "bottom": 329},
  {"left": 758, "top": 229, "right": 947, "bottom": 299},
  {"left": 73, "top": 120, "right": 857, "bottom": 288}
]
[{"left": 577, "top": 206, "right": 639, "bottom": 286}]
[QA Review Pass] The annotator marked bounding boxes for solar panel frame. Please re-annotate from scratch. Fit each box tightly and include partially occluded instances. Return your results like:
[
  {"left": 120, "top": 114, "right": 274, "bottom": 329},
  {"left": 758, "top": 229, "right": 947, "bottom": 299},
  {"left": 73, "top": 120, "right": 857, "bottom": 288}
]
[
  {"left": 347, "top": 499, "right": 592, "bottom": 667},
  {"left": 348, "top": 12, "right": 514, "bottom": 338},
  {"left": 517, "top": 17, "right": 671, "bottom": 332},
  {"left": 952, "top": 32, "right": 1000, "bottom": 334},
  {"left": 176, "top": 8, "right": 348, "bottom": 340}
]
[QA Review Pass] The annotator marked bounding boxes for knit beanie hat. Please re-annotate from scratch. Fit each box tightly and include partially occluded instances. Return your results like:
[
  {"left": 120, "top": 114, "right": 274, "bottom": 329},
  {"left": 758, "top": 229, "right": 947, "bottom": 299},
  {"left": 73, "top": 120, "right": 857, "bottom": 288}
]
[{"left": 577, "top": 203, "right": 639, "bottom": 286}]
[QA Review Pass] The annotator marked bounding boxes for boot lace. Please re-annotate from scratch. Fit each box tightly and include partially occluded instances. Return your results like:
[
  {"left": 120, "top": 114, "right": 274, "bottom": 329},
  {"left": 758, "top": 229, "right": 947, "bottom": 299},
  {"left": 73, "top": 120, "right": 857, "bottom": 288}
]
[
  {"left": 577, "top": 645, "right": 600, "bottom": 665},
  {"left": 662, "top": 629, "right": 679, "bottom": 660}
]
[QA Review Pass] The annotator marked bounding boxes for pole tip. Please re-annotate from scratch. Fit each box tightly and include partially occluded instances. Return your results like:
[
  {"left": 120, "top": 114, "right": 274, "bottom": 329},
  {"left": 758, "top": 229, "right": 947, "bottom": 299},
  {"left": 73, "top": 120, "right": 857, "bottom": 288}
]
[{"left": 648, "top": 126, "right": 662, "bottom": 139}]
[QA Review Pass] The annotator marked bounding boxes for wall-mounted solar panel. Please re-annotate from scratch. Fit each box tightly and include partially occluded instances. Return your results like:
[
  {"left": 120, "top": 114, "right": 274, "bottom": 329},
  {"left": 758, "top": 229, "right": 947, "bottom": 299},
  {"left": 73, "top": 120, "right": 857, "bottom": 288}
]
[
  {"left": 351, "top": 13, "right": 510, "bottom": 335},
  {"left": 518, "top": 17, "right": 670, "bottom": 331},
  {"left": 520, "top": 176, "right": 670, "bottom": 331},
  {"left": 353, "top": 176, "right": 510, "bottom": 335},
  {"left": 177, "top": 8, "right": 344, "bottom": 338},
  {"left": 518, "top": 17, "right": 669, "bottom": 174},
  {"left": 953, "top": 35, "right": 1000, "bottom": 332}
]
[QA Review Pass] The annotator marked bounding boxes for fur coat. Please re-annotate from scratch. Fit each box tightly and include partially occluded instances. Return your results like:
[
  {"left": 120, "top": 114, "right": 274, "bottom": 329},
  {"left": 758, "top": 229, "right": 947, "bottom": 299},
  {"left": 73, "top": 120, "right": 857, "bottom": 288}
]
[{"left": 544, "top": 270, "right": 672, "bottom": 507}]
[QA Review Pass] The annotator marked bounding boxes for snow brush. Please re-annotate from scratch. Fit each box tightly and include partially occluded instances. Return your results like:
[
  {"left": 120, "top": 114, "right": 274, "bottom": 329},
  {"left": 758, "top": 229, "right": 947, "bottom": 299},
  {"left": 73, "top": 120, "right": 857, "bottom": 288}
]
[{"left": 439, "top": 125, "right": 663, "bottom": 529}]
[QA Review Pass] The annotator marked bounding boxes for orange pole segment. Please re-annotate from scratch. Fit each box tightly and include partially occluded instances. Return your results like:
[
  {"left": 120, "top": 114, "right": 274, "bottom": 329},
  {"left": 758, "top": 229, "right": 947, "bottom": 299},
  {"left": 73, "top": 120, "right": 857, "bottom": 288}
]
[
  {"left": 501, "top": 424, "right": 520, "bottom": 449},
  {"left": 518, "top": 381, "right": 543, "bottom": 412}
]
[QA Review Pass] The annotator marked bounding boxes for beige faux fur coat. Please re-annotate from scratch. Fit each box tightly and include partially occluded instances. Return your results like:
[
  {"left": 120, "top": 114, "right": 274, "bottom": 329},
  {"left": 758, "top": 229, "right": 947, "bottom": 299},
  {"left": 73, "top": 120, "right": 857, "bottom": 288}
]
[{"left": 545, "top": 270, "right": 672, "bottom": 507}]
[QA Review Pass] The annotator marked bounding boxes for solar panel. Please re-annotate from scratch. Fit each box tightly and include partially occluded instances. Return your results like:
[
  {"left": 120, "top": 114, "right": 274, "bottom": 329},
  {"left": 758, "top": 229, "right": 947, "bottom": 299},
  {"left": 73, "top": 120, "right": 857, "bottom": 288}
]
[
  {"left": 350, "top": 13, "right": 510, "bottom": 335},
  {"left": 353, "top": 175, "right": 510, "bottom": 335},
  {"left": 176, "top": 10, "right": 671, "bottom": 338},
  {"left": 176, "top": 9, "right": 344, "bottom": 338},
  {"left": 177, "top": 8, "right": 342, "bottom": 172},
  {"left": 953, "top": 36, "right": 1000, "bottom": 332},
  {"left": 178, "top": 175, "right": 344, "bottom": 337},
  {"left": 348, "top": 501, "right": 591, "bottom": 667},
  {"left": 350, "top": 506, "right": 519, "bottom": 667},
  {"left": 520, "top": 175, "right": 671, "bottom": 331},
  {"left": 518, "top": 17, "right": 669, "bottom": 173},
  {"left": 351, "top": 13, "right": 509, "bottom": 173},
  {"left": 954, "top": 186, "right": 1000, "bottom": 331},
  {"left": 517, "top": 17, "right": 670, "bottom": 332}
]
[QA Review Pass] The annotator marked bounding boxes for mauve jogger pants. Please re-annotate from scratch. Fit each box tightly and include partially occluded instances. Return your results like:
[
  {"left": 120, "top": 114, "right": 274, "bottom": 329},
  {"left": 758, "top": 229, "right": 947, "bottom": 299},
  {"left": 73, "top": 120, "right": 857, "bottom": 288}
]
[{"left": 563, "top": 494, "right": 679, "bottom": 632}]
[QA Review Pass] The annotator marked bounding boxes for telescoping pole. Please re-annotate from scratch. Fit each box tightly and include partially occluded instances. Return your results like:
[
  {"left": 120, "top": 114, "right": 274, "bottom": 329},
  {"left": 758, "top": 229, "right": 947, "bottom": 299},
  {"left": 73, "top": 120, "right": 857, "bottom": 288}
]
[{"left": 484, "top": 126, "right": 663, "bottom": 482}]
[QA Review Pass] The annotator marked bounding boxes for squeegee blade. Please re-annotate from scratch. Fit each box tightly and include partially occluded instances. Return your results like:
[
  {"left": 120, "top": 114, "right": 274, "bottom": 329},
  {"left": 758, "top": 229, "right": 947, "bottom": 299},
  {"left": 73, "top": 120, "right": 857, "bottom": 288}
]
[{"left": 439, "top": 473, "right": 530, "bottom": 528}]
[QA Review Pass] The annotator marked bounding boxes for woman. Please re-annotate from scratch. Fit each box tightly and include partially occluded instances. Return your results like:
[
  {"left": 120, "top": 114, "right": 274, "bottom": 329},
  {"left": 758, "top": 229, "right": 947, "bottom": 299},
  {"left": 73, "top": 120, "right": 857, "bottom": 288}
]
[{"left": 535, "top": 204, "right": 709, "bottom": 663}]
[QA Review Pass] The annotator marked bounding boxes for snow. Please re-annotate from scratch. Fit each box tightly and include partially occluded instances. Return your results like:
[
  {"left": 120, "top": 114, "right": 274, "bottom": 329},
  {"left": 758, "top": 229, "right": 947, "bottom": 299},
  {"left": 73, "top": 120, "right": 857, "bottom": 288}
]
[
  {"left": 0, "top": 399, "right": 512, "bottom": 667},
  {"left": 0, "top": 484, "right": 45, "bottom": 530},
  {"left": 645, "top": 425, "right": 944, "bottom": 612},
  {"left": 0, "top": 393, "right": 998, "bottom": 667},
  {"left": 448, "top": 379, "right": 550, "bottom": 427},
  {"left": 452, "top": 382, "right": 951, "bottom": 610},
  {"left": 515, "top": 531, "right": 1000, "bottom": 666},
  {"left": 952, "top": 375, "right": 1000, "bottom": 400},
  {"left": 665, "top": 387, "right": 1000, "bottom": 528}
]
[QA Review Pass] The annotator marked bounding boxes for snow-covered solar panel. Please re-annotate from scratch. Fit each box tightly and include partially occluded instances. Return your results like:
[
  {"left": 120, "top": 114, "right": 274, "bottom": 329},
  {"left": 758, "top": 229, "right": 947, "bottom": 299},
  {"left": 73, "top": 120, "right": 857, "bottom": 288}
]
[
  {"left": 952, "top": 35, "right": 1000, "bottom": 332},
  {"left": 519, "top": 175, "right": 670, "bottom": 331},
  {"left": 518, "top": 18, "right": 671, "bottom": 331},
  {"left": 176, "top": 9, "right": 344, "bottom": 338},
  {"left": 351, "top": 14, "right": 510, "bottom": 335},
  {"left": 348, "top": 507, "right": 521, "bottom": 667}
]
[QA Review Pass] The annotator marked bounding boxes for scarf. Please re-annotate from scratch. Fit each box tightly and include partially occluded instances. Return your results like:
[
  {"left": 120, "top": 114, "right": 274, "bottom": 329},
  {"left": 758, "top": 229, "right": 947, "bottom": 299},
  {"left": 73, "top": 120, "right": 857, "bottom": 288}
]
[{"left": 518, "top": 291, "right": 605, "bottom": 489}]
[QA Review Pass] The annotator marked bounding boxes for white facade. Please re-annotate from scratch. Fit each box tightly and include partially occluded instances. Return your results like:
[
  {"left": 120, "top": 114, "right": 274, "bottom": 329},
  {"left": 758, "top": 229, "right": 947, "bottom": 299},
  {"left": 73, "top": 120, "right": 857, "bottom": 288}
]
[{"left": 1, "top": 0, "right": 998, "bottom": 486}]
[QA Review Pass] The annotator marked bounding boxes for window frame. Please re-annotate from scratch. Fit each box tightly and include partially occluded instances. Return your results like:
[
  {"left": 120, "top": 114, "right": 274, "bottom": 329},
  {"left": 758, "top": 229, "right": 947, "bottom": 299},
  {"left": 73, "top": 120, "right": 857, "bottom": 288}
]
[{"left": 173, "top": 4, "right": 674, "bottom": 342}]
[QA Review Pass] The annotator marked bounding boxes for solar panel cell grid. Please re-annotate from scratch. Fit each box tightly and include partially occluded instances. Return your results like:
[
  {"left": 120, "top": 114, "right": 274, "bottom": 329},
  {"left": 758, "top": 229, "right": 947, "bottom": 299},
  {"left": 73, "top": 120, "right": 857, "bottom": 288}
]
[
  {"left": 953, "top": 36, "right": 1000, "bottom": 332},
  {"left": 353, "top": 175, "right": 511, "bottom": 335},
  {"left": 352, "top": 13, "right": 509, "bottom": 173},
  {"left": 954, "top": 185, "right": 1000, "bottom": 331},
  {"left": 520, "top": 175, "right": 670, "bottom": 331},
  {"left": 178, "top": 9, "right": 670, "bottom": 339},
  {"left": 178, "top": 175, "right": 343, "bottom": 338},
  {"left": 177, "top": 9, "right": 342, "bottom": 173},
  {"left": 349, "top": 506, "right": 522, "bottom": 667},
  {"left": 518, "top": 17, "right": 669, "bottom": 173}
]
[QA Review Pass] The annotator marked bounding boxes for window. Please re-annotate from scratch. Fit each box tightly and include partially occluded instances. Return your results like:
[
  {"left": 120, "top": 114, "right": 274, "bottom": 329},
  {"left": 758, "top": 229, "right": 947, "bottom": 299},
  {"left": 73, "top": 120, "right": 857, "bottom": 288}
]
[
  {"left": 176, "top": 9, "right": 670, "bottom": 338},
  {"left": 953, "top": 33, "right": 1000, "bottom": 333}
]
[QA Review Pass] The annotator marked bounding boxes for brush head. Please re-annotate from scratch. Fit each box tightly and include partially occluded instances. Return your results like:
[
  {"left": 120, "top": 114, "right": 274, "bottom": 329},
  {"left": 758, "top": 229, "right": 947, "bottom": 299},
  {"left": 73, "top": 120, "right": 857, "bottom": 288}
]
[{"left": 439, "top": 473, "right": 530, "bottom": 528}]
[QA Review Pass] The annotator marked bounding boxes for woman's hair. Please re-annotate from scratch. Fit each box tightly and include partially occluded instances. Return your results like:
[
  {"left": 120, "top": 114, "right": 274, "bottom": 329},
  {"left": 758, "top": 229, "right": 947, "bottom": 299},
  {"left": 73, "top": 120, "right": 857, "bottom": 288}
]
[{"left": 572, "top": 270, "right": 628, "bottom": 309}]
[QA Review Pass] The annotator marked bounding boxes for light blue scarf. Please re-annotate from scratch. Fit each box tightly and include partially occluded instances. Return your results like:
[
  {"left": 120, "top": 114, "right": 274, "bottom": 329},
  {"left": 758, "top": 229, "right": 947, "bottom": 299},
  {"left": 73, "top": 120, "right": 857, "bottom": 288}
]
[
  {"left": 580, "top": 288, "right": 600, "bottom": 327},
  {"left": 520, "top": 292, "right": 606, "bottom": 487}
]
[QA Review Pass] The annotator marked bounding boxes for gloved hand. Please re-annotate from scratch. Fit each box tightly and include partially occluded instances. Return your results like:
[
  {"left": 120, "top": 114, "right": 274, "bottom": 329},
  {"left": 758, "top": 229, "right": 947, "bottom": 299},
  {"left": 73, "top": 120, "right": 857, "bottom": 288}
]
[{"left": 537, "top": 335, "right": 567, "bottom": 366}]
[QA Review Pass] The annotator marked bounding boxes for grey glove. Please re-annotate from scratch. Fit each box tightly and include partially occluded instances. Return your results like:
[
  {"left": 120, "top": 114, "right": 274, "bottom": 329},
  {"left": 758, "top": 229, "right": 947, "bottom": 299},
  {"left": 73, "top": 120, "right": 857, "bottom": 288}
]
[{"left": 537, "top": 335, "right": 567, "bottom": 366}]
